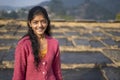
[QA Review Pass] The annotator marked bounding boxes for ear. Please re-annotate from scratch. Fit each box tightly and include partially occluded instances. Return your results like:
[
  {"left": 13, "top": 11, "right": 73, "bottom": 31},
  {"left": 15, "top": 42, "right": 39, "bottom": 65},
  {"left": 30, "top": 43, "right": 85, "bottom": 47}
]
[{"left": 28, "top": 21, "right": 31, "bottom": 27}]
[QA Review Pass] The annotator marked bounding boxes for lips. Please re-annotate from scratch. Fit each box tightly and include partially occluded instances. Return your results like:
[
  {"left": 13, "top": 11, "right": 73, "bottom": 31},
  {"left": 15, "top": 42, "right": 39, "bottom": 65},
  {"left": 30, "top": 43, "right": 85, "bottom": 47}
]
[{"left": 37, "top": 27, "right": 44, "bottom": 32}]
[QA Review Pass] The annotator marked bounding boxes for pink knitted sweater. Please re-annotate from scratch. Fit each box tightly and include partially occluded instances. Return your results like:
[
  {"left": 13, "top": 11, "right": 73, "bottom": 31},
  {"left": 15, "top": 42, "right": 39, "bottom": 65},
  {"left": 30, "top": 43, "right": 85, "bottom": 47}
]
[{"left": 12, "top": 35, "right": 63, "bottom": 80}]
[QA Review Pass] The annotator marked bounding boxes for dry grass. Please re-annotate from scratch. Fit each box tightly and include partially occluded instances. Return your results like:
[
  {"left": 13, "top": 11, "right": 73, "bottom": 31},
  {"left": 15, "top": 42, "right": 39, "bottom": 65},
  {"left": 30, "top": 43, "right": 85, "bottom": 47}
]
[
  {"left": 51, "top": 21, "right": 120, "bottom": 28},
  {"left": 0, "top": 19, "right": 120, "bottom": 28}
]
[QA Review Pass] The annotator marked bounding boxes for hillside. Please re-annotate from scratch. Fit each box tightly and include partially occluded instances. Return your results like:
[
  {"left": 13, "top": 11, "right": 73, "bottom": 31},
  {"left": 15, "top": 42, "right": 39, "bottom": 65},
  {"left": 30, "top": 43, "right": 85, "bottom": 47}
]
[
  {"left": 71, "top": 0, "right": 114, "bottom": 20},
  {"left": 0, "top": 6, "right": 15, "bottom": 11},
  {"left": 45, "top": 0, "right": 116, "bottom": 20},
  {"left": 93, "top": 0, "right": 120, "bottom": 14},
  {"left": 0, "top": 0, "right": 119, "bottom": 20}
]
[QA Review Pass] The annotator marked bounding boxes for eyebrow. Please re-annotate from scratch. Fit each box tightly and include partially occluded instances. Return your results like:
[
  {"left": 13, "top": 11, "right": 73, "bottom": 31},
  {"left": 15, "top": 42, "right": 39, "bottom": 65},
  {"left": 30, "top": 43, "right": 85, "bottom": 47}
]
[{"left": 32, "top": 19, "right": 47, "bottom": 22}]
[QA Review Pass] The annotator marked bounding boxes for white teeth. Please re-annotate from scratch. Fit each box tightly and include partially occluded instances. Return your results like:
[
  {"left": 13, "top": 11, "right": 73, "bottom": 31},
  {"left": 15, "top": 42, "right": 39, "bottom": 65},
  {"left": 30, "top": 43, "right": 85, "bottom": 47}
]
[
  {"left": 39, "top": 27, "right": 43, "bottom": 29},
  {"left": 37, "top": 28, "right": 44, "bottom": 32}
]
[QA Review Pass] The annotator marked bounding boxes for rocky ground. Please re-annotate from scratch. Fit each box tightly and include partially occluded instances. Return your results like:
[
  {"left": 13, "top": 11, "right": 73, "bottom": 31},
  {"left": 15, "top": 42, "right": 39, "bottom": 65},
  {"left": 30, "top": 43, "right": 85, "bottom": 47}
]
[{"left": 0, "top": 20, "right": 120, "bottom": 80}]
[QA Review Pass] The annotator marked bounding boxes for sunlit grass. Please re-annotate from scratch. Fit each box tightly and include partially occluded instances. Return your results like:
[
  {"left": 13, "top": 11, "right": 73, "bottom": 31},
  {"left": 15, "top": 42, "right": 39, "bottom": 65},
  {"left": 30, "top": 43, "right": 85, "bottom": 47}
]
[{"left": 0, "top": 19, "right": 120, "bottom": 28}]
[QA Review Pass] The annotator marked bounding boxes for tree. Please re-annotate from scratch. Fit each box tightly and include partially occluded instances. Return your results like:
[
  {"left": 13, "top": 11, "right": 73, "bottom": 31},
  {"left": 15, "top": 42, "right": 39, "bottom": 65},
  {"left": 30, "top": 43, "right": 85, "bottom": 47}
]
[
  {"left": 17, "top": 8, "right": 28, "bottom": 19},
  {"left": 0, "top": 10, "right": 9, "bottom": 18},
  {"left": 9, "top": 11, "right": 18, "bottom": 19},
  {"left": 116, "top": 13, "right": 120, "bottom": 20}
]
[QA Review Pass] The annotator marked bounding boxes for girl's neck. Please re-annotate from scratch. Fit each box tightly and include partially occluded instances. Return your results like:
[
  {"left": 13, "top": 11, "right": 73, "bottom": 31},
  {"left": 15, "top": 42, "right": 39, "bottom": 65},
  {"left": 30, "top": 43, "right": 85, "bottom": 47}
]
[{"left": 37, "top": 34, "right": 45, "bottom": 40}]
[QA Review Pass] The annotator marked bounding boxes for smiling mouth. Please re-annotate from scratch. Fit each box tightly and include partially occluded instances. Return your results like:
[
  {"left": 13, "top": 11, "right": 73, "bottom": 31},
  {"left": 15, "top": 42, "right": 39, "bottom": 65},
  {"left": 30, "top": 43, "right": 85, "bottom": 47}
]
[{"left": 37, "top": 28, "right": 44, "bottom": 32}]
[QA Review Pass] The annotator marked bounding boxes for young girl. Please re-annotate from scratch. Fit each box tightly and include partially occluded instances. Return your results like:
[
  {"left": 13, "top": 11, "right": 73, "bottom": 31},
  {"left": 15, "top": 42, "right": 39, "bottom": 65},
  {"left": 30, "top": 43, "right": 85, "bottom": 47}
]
[{"left": 12, "top": 6, "right": 63, "bottom": 80}]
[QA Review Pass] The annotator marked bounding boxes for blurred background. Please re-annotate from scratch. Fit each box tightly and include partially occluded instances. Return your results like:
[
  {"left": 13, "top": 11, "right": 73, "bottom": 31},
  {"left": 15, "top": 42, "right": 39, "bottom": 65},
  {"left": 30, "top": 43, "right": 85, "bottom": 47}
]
[
  {"left": 0, "top": 0, "right": 120, "bottom": 21},
  {"left": 0, "top": 0, "right": 120, "bottom": 80}
]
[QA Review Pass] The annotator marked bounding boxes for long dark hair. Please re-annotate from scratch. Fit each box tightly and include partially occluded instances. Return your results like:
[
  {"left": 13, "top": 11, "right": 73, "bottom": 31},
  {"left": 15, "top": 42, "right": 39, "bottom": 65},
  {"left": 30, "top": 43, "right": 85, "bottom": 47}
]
[{"left": 26, "top": 6, "right": 51, "bottom": 67}]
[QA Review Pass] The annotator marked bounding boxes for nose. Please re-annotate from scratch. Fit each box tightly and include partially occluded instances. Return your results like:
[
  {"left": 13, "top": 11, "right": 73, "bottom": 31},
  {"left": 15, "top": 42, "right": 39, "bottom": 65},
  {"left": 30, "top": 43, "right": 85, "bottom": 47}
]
[{"left": 38, "top": 21, "right": 43, "bottom": 27}]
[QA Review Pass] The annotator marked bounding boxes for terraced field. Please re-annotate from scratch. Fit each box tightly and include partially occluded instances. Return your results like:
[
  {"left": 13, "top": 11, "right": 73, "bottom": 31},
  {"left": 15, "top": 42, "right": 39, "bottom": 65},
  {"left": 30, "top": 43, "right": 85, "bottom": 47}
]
[{"left": 0, "top": 19, "right": 120, "bottom": 80}]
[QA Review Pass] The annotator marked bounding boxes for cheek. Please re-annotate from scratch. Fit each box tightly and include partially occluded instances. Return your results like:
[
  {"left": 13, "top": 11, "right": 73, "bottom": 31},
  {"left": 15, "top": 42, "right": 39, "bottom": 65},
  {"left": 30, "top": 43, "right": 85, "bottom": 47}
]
[
  {"left": 43, "top": 24, "right": 48, "bottom": 28},
  {"left": 31, "top": 24, "right": 37, "bottom": 29}
]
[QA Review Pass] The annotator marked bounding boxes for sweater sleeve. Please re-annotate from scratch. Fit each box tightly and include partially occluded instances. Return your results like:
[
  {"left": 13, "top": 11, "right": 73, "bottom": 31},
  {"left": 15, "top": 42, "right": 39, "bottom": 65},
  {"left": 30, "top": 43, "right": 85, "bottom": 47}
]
[
  {"left": 52, "top": 43, "right": 63, "bottom": 80},
  {"left": 12, "top": 43, "right": 27, "bottom": 80}
]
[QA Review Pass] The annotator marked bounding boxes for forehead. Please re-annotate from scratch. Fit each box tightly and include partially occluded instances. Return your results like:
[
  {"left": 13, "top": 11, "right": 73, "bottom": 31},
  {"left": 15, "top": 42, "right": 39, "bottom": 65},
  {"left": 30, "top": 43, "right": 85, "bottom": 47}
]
[{"left": 32, "top": 14, "right": 46, "bottom": 20}]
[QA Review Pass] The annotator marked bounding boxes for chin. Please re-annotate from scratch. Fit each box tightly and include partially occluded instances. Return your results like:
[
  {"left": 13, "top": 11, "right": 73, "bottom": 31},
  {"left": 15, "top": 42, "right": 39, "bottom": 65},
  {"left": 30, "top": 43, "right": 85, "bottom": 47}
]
[{"left": 38, "top": 32, "right": 44, "bottom": 35}]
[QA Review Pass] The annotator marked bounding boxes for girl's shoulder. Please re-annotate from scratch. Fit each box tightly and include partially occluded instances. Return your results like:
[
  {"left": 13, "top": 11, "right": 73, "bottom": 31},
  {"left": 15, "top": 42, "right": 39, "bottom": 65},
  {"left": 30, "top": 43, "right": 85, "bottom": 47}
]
[
  {"left": 46, "top": 35, "right": 59, "bottom": 44},
  {"left": 17, "top": 36, "right": 31, "bottom": 46}
]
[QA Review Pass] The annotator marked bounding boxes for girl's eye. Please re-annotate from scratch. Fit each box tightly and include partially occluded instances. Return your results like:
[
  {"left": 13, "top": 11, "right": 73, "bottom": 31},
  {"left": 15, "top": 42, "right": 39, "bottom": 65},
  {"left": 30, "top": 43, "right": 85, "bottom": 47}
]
[
  {"left": 32, "top": 20, "right": 47, "bottom": 25},
  {"left": 41, "top": 20, "right": 47, "bottom": 24},
  {"left": 33, "top": 21, "right": 38, "bottom": 24}
]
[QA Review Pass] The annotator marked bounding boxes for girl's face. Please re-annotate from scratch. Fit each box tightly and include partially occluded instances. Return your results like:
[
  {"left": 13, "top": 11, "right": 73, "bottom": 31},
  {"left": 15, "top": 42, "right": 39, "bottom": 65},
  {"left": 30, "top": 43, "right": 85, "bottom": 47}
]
[{"left": 29, "top": 14, "right": 48, "bottom": 37}]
